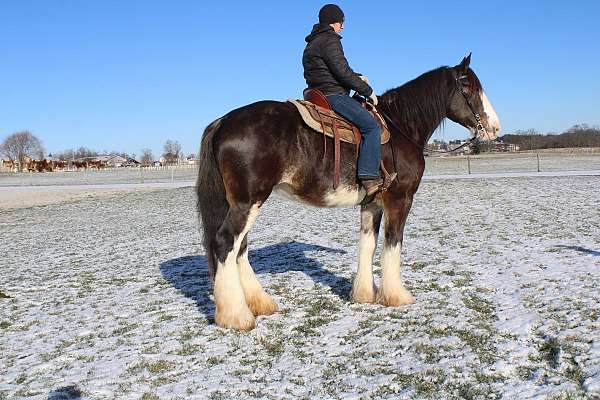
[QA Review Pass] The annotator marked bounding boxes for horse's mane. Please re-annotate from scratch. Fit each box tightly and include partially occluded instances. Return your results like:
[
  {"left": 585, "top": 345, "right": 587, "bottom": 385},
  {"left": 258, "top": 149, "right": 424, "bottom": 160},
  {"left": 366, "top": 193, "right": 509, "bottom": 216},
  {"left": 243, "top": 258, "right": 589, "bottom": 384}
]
[{"left": 378, "top": 66, "right": 454, "bottom": 136}]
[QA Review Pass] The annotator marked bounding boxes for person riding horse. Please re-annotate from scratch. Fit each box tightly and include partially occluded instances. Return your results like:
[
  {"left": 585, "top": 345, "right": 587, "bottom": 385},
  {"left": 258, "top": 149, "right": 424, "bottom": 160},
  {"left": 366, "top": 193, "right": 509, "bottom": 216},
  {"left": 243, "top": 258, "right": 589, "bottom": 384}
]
[{"left": 303, "top": 4, "right": 383, "bottom": 196}]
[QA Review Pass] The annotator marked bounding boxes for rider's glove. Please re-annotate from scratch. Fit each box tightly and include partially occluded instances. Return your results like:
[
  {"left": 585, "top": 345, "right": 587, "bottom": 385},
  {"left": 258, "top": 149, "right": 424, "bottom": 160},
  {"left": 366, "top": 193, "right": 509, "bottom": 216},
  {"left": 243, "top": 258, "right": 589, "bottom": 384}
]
[{"left": 368, "top": 92, "right": 378, "bottom": 106}]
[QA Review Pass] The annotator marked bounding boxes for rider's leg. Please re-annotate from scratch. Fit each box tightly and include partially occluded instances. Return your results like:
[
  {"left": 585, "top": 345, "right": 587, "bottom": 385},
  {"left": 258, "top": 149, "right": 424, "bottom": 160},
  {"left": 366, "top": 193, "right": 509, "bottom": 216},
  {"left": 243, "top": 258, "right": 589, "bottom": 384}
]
[{"left": 326, "top": 94, "right": 382, "bottom": 193}]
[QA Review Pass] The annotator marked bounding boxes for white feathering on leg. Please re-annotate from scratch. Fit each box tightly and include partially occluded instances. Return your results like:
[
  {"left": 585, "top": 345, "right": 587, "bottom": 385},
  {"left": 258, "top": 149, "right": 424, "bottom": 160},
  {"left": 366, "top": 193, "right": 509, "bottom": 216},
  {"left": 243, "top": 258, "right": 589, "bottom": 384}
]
[
  {"left": 213, "top": 204, "right": 260, "bottom": 330},
  {"left": 377, "top": 243, "right": 415, "bottom": 306}
]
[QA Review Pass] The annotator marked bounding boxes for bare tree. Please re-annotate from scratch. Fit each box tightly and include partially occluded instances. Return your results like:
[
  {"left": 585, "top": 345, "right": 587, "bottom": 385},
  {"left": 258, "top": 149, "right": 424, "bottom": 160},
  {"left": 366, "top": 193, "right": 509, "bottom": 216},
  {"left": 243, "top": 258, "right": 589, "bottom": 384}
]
[
  {"left": 73, "top": 147, "right": 98, "bottom": 160},
  {"left": 140, "top": 148, "right": 154, "bottom": 167},
  {"left": 162, "top": 139, "right": 182, "bottom": 165},
  {"left": 0, "top": 131, "right": 45, "bottom": 170}
]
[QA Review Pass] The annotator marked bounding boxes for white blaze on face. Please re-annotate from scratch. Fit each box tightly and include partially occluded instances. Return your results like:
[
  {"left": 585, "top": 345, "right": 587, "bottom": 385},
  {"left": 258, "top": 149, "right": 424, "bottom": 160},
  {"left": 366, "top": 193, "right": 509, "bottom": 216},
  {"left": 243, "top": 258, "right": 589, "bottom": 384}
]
[{"left": 480, "top": 90, "right": 501, "bottom": 140}]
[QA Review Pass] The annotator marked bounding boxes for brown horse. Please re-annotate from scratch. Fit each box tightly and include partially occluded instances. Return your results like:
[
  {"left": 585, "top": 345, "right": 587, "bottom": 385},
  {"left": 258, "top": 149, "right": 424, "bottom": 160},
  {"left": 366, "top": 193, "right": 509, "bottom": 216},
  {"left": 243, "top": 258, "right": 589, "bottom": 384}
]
[
  {"left": 87, "top": 160, "right": 105, "bottom": 170},
  {"left": 72, "top": 160, "right": 88, "bottom": 170},
  {"left": 1, "top": 159, "right": 15, "bottom": 171},
  {"left": 196, "top": 55, "right": 500, "bottom": 330}
]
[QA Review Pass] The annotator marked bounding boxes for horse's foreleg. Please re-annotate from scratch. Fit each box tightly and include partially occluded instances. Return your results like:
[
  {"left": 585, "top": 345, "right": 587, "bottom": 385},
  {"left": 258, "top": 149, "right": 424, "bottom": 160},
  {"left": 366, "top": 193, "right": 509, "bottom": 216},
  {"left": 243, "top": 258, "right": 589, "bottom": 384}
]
[
  {"left": 352, "top": 202, "right": 383, "bottom": 303},
  {"left": 377, "top": 195, "right": 416, "bottom": 307},
  {"left": 237, "top": 236, "right": 278, "bottom": 316},
  {"left": 213, "top": 204, "right": 260, "bottom": 331}
]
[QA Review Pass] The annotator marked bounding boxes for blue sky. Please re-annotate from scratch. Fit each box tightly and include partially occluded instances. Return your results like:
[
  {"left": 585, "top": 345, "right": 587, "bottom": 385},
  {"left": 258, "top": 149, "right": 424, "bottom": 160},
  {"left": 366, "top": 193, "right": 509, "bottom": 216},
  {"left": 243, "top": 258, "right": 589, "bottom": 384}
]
[{"left": 1, "top": 1, "right": 599, "bottom": 158}]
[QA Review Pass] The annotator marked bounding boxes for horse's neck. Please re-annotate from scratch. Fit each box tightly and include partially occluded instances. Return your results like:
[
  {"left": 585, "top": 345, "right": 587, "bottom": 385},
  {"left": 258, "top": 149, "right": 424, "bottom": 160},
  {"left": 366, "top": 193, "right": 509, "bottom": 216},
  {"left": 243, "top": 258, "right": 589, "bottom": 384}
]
[{"left": 380, "top": 71, "right": 450, "bottom": 148}]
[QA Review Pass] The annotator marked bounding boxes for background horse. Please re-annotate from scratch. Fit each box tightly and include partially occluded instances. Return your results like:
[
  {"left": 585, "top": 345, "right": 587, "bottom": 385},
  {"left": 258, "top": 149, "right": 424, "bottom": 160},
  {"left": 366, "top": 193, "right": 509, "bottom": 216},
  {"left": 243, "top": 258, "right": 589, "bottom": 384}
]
[{"left": 196, "top": 54, "right": 501, "bottom": 330}]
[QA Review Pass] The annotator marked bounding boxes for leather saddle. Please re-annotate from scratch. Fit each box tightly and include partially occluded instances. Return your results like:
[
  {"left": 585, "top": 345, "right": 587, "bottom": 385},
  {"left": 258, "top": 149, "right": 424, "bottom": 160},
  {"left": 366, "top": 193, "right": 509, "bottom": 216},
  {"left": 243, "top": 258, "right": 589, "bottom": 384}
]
[{"left": 288, "top": 88, "right": 392, "bottom": 190}]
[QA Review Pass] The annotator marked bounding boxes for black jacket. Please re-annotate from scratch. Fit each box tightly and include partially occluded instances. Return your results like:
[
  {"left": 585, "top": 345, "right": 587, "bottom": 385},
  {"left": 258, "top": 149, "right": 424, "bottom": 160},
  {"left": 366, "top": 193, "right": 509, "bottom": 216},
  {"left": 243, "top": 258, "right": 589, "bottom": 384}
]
[{"left": 302, "top": 23, "right": 373, "bottom": 98}]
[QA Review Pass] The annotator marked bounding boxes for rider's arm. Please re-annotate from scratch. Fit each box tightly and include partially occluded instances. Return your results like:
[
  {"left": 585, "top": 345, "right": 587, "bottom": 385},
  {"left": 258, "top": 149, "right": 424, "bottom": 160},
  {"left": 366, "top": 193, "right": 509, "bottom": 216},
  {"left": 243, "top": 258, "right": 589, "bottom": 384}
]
[{"left": 321, "top": 37, "right": 373, "bottom": 98}]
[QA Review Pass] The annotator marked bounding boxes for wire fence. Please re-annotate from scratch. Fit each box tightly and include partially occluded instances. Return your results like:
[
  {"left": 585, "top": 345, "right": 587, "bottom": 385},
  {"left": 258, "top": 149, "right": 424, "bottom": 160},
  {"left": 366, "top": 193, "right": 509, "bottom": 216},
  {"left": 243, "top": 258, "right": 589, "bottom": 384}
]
[
  {"left": 1, "top": 152, "right": 600, "bottom": 187},
  {"left": 424, "top": 151, "right": 600, "bottom": 175}
]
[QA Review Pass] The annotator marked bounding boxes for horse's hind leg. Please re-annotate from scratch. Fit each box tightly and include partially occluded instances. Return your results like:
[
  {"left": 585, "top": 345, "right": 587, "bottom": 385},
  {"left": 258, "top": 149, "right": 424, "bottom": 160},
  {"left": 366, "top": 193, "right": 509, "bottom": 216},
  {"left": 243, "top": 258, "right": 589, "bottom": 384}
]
[
  {"left": 237, "top": 236, "right": 278, "bottom": 316},
  {"left": 352, "top": 202, "right": 383, "bottom": 303},
  {"left": 213, "top": 203, "right": 260, "bottom": 331}
]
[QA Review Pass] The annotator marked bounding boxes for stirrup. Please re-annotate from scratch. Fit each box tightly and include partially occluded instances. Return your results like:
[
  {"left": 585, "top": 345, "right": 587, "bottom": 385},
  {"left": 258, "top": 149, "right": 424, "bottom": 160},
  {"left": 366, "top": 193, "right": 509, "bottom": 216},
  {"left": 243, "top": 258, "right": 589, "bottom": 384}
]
[{"left": 382, "top": 172, "right": 397, "bottom": 192}]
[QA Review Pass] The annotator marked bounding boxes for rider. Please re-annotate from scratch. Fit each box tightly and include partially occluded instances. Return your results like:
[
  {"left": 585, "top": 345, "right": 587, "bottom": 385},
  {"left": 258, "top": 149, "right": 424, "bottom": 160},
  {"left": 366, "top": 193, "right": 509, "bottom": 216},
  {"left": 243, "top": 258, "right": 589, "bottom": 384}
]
[{"left": 303, "top": 4, "right": 382, "bottom": 195}]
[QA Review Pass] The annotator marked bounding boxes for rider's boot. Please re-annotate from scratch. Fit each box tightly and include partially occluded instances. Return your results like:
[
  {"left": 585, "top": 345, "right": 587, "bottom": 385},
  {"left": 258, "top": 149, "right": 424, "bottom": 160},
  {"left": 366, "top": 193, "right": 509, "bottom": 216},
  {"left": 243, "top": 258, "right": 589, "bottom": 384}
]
[{"left": 361, "top": 178, "right": 384, "bottom": 196}]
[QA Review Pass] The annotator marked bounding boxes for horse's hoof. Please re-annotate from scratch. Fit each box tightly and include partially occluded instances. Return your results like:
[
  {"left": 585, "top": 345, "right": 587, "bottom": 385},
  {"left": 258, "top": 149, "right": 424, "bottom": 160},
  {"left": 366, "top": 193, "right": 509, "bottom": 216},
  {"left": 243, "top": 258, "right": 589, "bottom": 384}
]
[
  {"left": 247, "top": 293, "right": 278, "bottom": 316},
  {"left": 376, "top": 289, "right": 415, "bottom": 307},
  {"left": 215, "top": 307, "right": 256, "bottom": 331},
  {"left": 351, "top": 284, "right": 378, "bottom": 304}
]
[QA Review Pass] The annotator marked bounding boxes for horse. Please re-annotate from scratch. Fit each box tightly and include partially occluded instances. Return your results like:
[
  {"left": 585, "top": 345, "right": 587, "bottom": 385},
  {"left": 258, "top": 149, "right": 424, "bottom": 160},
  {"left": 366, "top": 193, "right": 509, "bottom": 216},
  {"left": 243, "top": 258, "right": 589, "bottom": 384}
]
[
  {"left": 87, "top": 160, "right": 105, "bottom": 170},
  {"left": 196, "top": 54, "right": 501, "bottom": 330},
  {"left": 1, "top": 159, "right": 15, "bottom": 172},
  {"left": 72, "top": 160, "right": 88, "bottom": 170}
]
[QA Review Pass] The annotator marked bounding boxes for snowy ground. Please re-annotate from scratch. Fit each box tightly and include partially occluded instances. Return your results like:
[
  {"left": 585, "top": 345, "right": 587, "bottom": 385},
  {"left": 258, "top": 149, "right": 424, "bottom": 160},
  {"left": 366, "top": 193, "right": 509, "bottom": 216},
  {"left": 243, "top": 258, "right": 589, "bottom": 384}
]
[{"left": 1, "top": 176, "right": 599, "bottom": 399}]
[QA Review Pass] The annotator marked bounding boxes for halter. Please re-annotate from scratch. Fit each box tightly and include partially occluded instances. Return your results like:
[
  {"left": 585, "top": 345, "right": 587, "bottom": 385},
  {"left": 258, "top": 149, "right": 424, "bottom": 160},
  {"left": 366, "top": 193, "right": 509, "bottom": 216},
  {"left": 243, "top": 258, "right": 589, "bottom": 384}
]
[{"left": 455, "top": 73, "right": 487, "bottom": 138}]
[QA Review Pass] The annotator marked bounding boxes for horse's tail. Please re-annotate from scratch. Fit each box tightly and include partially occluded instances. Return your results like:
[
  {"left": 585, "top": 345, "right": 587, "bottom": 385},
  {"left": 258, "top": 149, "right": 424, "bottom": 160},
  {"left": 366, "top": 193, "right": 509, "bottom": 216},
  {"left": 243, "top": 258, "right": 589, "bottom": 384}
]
[{"left": 196, "top": 117, "right": 227, "bottom": 281}]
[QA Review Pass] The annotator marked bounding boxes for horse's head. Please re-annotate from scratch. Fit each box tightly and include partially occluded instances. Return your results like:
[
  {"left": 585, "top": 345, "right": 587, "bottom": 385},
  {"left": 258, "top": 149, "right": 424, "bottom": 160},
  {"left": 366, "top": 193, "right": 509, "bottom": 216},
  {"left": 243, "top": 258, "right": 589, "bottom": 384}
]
[{"left": 447, "top": 54, "right": 501, "bottom": 140}]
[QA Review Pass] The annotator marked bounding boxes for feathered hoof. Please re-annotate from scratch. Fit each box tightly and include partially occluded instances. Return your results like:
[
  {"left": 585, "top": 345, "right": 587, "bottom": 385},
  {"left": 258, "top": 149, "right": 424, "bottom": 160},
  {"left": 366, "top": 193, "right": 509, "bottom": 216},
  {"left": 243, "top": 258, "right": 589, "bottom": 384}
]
[
  {"left": 351, "top": 284, "right": 378, "bottom": 304},
  {"left": 215, "top": 306, "right": 256, "bottom": 331},
  {"left": 247, "top": 292, "right": 279, "bottom": 316},
  {"left": 376, "top": 288, "right": 415, "bottom": 307}
]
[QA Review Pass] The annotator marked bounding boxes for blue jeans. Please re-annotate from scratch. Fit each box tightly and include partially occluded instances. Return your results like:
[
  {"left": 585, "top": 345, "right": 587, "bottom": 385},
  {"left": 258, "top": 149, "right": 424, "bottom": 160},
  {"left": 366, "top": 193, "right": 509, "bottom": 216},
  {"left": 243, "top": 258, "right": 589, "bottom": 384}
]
[{"left": 326, "top": 94, "right": 381, "bottom": 179}]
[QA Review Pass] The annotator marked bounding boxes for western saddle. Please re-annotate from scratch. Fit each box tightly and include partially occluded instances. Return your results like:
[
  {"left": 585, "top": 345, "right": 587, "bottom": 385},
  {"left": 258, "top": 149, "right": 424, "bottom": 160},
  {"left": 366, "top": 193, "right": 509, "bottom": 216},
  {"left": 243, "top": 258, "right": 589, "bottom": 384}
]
[{"left": 288, "top": 88, "right": 393, "bottom": 191}]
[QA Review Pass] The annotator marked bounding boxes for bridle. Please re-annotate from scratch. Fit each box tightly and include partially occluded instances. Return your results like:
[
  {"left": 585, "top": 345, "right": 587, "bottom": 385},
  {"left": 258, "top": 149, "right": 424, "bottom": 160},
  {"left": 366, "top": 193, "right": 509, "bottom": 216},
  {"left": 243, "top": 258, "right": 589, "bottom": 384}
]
[{"left": 455, "top": 73, "right": 488, "bottom": 139}]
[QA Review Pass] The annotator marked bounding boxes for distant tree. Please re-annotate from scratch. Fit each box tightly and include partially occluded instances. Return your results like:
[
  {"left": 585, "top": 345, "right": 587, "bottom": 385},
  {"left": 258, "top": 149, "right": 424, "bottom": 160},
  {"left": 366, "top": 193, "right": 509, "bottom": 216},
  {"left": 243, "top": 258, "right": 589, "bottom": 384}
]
[
  {"left": 162, "top": 140, "right": 182, "bottom": 165},
  {"left": 73, "top": 147, "right": 98, "bottom": 159},
  {"left": 140, "top": 148, "right": 154, "bottom": 166},
  {"left": 0, "top": 131, "right": 45, "bottom": 170},
  {"left": 501, "top": 125, "right": 600, "bottom": 150}
]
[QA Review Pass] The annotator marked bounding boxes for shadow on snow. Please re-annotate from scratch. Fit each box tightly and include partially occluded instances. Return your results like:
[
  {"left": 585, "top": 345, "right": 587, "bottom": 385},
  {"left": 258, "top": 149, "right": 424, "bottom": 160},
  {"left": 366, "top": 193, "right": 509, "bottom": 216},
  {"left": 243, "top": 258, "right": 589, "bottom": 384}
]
[
  {"left": 159, "top": 241, "right": 350, "bottom": 323},
  {"left": 48, "top": 386, "right": 83, "bottom": 400},
  {"left": 555, "top": 245, "right": 600, "bottom": 257}
]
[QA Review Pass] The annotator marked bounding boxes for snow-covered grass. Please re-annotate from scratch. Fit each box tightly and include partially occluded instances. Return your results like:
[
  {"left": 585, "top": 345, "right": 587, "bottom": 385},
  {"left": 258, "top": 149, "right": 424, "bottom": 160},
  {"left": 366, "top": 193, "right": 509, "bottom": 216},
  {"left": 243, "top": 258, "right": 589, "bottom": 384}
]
[{"left": 1, "top": 176, "right": 599, "bottom": 399}]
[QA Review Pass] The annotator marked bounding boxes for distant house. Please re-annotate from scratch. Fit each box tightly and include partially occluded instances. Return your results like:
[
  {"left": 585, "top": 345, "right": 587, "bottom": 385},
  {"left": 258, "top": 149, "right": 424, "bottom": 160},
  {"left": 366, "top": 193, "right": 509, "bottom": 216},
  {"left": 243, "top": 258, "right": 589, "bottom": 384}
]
[
  {"left": 426, "top": 140, "right": 448, "bottom": 154},
  {"left": 99, "top": 155, "right": 128, "bottom": 167},
  {"left": 490, "top": 140, "right": 520, "bottom": 152},
  {"left": 186, "top": 156, "right": 199, "bottom": 165}
]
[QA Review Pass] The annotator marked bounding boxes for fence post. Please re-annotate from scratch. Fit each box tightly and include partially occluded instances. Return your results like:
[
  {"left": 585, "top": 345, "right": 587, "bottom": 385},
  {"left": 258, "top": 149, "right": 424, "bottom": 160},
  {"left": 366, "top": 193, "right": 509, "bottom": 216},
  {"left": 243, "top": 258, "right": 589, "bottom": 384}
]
[
  {"left": 536, "top": 152, "right": 540, "bottom": 173},
  {"left": 467, "top": 156, "right": 471, "bottom": 174},
  {"left": 171, "top": 168, "right": 174, "bottom": 183}
]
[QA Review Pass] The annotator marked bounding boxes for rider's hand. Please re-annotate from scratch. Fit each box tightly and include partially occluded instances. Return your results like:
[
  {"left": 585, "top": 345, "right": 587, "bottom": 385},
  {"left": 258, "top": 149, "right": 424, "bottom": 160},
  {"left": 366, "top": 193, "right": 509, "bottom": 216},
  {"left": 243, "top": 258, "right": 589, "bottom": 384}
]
[
  {"left": 368, "top": 92, "right": 378, "bottom": 106},
  {"left": 359, "top": 75, "right": 370, "bottom": 84}
]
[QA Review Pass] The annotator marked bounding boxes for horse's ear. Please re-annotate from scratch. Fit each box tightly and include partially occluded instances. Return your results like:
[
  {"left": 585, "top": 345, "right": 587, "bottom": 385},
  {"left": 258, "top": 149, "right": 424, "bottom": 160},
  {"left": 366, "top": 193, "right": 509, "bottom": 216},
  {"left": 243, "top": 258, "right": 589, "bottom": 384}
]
[{"left": 457, "top": 52, "right": 472, "bottom": 72}]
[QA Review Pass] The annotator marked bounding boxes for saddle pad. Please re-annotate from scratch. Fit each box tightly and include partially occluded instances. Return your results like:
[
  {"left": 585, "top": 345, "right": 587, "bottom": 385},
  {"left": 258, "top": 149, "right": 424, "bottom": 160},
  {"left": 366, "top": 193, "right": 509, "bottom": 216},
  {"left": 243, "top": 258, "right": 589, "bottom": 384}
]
[{"left": 288, "top": 99, "right": 390, "bottom": 145}]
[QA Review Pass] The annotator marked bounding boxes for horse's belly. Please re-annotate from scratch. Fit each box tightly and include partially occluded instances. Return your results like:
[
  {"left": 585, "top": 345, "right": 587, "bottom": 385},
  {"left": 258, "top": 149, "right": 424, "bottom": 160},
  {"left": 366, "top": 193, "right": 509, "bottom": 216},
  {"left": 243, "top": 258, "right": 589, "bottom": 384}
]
[{"left": 274, "top": 182, "right": 365, "bottom": 208}]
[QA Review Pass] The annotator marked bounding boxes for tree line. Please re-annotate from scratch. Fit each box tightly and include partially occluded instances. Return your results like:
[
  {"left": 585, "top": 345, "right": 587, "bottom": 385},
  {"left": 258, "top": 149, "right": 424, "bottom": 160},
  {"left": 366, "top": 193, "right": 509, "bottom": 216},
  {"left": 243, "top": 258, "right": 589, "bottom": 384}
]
[
  {"left": 1, "top": 131, "right": 193, "bottom": 168},
  {"left": 499, "top": 124, "right": 600, "bottom": 151}
]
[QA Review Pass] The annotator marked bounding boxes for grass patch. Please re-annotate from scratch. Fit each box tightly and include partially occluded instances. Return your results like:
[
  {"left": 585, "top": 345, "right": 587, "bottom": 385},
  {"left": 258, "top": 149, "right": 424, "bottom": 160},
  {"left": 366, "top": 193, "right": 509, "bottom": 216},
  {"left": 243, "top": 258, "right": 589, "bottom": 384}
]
[
  {"left": 147, "top": 360, "right": 175, "bottom": 374},
  {"left": 140, "top": 392, "right": 160, "bottom": 400},
  {"left": 258, "top": 336, "right": 284, "bottom": 357}
]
